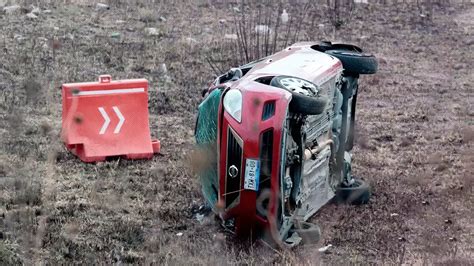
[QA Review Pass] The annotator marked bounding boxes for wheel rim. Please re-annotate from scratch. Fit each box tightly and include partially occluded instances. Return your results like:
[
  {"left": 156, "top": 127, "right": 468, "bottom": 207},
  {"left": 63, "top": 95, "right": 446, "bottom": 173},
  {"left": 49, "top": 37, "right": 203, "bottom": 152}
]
[{"left": 279, "top": 77, "right": 317, "bottom": 96}]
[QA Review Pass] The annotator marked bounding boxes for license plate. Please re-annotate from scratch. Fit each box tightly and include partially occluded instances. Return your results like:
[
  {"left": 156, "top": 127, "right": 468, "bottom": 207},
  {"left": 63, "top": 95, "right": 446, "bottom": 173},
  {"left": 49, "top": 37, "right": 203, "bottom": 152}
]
[{"left": 244, "top": 159, "right": 260, "bottom": 191}]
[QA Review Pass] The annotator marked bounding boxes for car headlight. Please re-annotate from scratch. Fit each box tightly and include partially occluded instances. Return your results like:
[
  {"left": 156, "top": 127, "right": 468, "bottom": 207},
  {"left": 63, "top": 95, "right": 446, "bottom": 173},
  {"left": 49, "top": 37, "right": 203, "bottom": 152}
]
[{"left": 223, "top": 89, "right": 242, "bottom": 122}]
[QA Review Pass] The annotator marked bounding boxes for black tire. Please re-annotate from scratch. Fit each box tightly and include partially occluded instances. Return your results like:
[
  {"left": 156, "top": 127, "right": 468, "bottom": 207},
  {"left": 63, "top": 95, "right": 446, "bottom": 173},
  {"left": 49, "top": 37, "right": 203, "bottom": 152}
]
[
  {"left": 291, "top": 221, "right": 321, "bottom": 245},
  {"left": 335, "top": 178, "right": 371, "bottom": 205},
  {"left": 325, "top": 49, "right": 378, "bottom": 75},
  {"left": 312, "top": 41, "right": 363, "bottom": 53},
  {"left": 270, "top": 76, "right": 327, "bottom": 115}
]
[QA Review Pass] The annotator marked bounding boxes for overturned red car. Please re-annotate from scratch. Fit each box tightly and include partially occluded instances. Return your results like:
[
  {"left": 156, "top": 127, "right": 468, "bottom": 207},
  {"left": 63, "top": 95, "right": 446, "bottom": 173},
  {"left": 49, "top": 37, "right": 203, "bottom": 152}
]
[{"left": 195, "top": 41, "right": 377, "bottom": 246}]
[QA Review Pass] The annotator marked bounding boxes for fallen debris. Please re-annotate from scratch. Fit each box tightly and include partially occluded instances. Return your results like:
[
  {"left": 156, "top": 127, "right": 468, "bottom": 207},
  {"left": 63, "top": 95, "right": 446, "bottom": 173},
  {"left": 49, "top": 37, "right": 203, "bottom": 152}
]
[
  {"left": 318, "top": 244, "right": 333, "bottom": 253},
  {"left": 285, "top": 232, "right": 302, "bottom": 247},
  {"left": 96, "top": 3, "right": 109, "bottom": 11}
]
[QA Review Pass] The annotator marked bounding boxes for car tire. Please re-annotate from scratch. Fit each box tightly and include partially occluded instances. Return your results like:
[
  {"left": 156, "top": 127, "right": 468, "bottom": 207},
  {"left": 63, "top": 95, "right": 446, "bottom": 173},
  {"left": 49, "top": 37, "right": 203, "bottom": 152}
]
[
  {"left": 335, "top": 178, "right": 371, "bottom": 205},
  {"left": 325, "top": 49, "right": 378, "bottom": 75},
  {"left": 291, "top": 221, "right": 321, "bottom": 245},
  {"left": 313, "top": 41, "right": 363, "bottom": 53},
  {"left": 270, "top": 76, "right": 327, "bottom": 115}
]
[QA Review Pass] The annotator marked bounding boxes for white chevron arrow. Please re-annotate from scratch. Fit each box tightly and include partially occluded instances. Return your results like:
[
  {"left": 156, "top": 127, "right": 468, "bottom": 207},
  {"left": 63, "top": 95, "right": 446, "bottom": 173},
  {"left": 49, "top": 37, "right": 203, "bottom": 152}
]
[
  {"left": 98, "top": 107, "right": 110, "bottom": 135},
  {"left": 112, "top": 106, "right": 125, "bottom": 134},
  {"left": 97, "top": 106, "right": 125, "bottom": 134}
]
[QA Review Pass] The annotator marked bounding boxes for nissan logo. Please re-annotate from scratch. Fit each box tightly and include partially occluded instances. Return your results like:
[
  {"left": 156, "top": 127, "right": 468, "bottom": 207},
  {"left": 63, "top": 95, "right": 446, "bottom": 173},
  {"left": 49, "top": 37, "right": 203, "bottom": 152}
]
[{"left": 228, "top": 165, "right": 239, "bottom": 178}]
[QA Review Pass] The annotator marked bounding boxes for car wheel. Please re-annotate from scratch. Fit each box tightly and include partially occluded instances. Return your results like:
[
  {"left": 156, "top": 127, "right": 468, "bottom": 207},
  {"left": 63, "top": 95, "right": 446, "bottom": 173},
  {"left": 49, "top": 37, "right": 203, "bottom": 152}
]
[
  {"left": 312, "top": 41, "right": 363, "bottom": 53},
  {"left": 291, "top": 221, "right": 321, "bottom": 245},
  {"left": 325, "top": 49, "right": 378, "bottom": 75},
  {"left": 335, "top": 178, "right": 371, "bottom": 205},
  {"left": 270, "top": 76, "right": 327, "bottom": 116}
]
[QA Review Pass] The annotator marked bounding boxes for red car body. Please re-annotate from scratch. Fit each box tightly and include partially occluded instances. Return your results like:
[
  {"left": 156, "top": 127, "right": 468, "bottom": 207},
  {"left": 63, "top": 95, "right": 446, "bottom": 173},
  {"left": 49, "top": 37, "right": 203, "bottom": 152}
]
[{"left": 216, "top": 42, "right": 343, "bottom": 239}]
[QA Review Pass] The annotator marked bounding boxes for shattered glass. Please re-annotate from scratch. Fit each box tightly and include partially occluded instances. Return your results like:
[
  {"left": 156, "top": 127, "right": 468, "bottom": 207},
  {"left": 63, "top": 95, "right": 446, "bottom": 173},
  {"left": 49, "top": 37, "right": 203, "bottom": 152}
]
[{"left": 194, "top": 89, "right": 222, "bottom": 208}]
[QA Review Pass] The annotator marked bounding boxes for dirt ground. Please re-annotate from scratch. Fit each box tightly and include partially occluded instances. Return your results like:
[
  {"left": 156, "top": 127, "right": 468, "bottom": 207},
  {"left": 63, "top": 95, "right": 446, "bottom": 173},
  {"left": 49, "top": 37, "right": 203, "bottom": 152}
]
[{"left": 0, "top": 0, "right": 473, "bottom": 264}]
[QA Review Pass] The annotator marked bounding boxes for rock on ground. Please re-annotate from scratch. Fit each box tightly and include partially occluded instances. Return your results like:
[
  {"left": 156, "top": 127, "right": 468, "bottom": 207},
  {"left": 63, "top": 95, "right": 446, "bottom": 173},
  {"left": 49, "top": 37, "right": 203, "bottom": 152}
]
[
  {"left": 26, "top": 13, "right": 38, "bottom": 19},
  {"left": 144, "top": 27, "right": 160, "bottom": 36},
  {"left": 3, "top": 5, "right": 21, "bottom": 15}
]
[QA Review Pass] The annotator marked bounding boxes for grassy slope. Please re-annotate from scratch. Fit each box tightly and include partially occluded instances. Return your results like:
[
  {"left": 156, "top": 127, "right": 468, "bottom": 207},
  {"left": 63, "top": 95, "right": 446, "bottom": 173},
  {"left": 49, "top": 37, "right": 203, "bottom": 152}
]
[{"left": 0, "top": 1, "right": 472, "bottom": 264}]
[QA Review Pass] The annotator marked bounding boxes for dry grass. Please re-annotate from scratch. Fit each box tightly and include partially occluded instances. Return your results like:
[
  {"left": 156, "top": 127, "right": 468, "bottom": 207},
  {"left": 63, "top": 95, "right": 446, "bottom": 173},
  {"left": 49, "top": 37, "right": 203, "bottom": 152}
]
[{"left": 0, "top": 0, "right": 473, "bottom": 264}]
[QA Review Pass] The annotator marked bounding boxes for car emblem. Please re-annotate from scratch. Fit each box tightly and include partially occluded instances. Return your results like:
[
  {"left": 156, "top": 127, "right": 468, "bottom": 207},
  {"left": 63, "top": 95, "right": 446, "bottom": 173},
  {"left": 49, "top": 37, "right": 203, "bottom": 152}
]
[{"left": 228, "top": 165, "right": 239, "bottom": 178}]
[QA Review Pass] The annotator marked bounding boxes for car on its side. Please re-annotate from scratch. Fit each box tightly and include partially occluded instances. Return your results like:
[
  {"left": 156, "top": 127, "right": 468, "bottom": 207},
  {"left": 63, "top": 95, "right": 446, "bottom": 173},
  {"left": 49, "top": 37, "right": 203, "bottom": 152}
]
[{"left": 195, "top": 41, "right": 378, "bottom": 246}]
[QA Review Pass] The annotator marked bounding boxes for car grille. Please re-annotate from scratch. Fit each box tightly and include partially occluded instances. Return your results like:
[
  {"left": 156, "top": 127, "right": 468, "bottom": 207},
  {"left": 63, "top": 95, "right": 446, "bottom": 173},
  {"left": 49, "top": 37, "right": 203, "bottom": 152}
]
[{"left": 225, "top": 128, "right": 243, "bottom": 208}]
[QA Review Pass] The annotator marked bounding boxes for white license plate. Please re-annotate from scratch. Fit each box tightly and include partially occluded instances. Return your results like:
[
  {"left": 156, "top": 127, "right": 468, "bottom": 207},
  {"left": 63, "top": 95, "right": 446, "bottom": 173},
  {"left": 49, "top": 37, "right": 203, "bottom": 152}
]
[{"left": 244, "top": 159, "right": 260, "bottom": 191}]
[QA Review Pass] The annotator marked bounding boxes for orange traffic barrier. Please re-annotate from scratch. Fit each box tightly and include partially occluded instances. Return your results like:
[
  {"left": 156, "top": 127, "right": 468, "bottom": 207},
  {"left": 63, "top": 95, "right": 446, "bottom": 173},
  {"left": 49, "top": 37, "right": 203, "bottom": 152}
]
[{"left": 61, "top": 75, "right": 160, "bottom": 162}]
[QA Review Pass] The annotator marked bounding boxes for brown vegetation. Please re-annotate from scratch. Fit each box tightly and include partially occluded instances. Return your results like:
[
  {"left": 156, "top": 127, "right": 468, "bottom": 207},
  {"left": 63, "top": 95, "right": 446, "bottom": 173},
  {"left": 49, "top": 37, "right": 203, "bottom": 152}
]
[{"left": 0, "top": 0, "right": 472, "bottom": 264}]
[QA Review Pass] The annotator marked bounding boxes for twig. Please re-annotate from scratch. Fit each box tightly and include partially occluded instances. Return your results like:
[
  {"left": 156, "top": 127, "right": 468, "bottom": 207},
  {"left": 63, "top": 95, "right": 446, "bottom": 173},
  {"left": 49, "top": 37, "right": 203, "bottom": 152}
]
[{"left": 206, "top": 57, "right": 221, "bottom": 76}]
